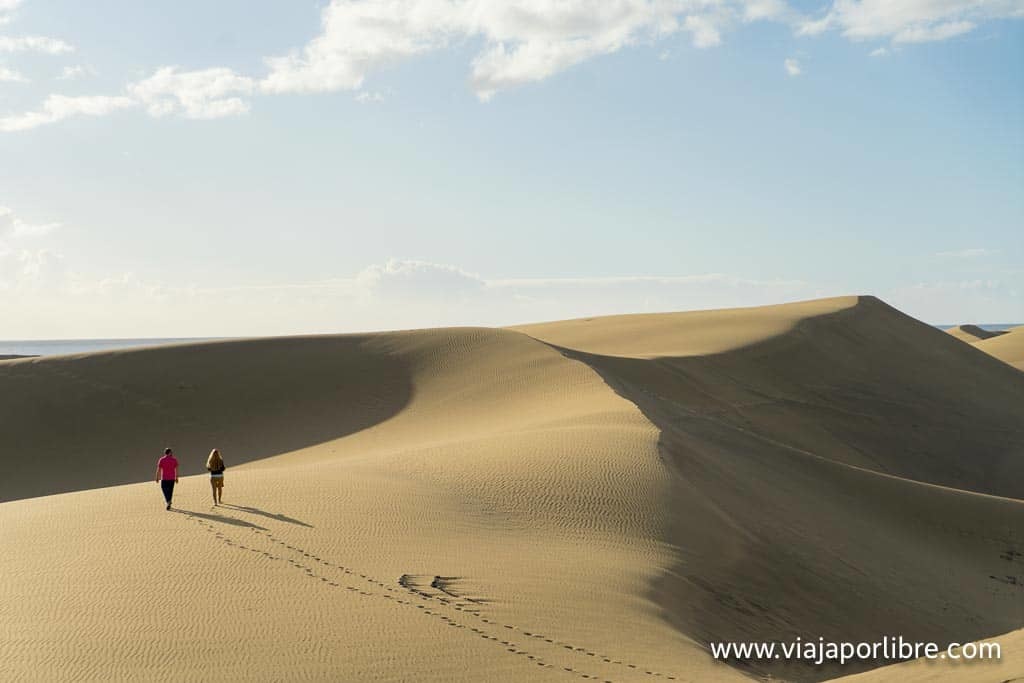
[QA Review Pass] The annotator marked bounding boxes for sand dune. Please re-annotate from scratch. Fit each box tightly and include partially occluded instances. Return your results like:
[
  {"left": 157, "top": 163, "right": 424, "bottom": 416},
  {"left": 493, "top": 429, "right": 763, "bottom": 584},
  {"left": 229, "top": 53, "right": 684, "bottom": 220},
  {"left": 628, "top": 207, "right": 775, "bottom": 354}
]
[
  {"left": 2, "top": 296, "right": 1022, "bottom": 681},
  {"left": 973, "top": 326, "right": 1024, "bottom": 372},
  {"left": 945, "top": 323, "right": 1023, "bottom": 372},
  {"left": 516, "top": 296, "right": 1024, "bottom": 680},
  {"left": 831, "top": 628, "right": 1024, "bottom": 682},
  {"left": 513, "top": 296, "right": 1024, "bottom": 498},
  {"left": 945, "top": 324, "right": 1006, "bottom": 343},
  {"left": 0, "top": 335, "right": 415, "bottom": 502}
]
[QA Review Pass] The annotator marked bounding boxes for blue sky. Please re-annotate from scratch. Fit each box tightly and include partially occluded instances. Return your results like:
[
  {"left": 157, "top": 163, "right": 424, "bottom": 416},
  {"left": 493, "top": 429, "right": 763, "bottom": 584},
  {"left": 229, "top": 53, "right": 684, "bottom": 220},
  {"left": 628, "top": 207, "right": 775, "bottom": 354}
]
[{"left": 1, "top": 0, "right": 1021, "bottom": 337}]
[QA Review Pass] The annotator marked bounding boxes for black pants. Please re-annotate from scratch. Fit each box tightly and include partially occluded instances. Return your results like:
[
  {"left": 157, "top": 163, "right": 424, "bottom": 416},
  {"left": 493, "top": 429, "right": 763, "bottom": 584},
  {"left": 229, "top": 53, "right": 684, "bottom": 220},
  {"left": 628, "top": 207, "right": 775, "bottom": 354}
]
[{"left": 160, "top": 479, "right": 175, "bottom": 504}]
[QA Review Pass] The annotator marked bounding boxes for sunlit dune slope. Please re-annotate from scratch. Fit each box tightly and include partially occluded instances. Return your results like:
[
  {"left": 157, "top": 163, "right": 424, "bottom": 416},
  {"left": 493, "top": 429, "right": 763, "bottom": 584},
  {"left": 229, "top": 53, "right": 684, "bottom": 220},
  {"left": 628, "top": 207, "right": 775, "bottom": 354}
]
[
  {"left": 513, "top": 296, "right": 859, "bottom": 359},
  {"left": 945, "top": 324, "right": 1006, "bottom": 343},
  {"left": 973, "top": 326, "right": 1024, "bottom": 372},
  {"left": 2, "top": 327, "right": 736, "bottom": 682}
]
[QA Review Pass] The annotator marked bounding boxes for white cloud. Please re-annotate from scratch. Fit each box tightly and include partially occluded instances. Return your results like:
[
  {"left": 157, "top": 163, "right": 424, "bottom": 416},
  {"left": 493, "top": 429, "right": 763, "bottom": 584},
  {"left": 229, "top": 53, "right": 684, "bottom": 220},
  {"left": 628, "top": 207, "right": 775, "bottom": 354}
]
[
  {"left": 796, "top": 15, "right": 832, "bottom": 35},
  {"left": 0, "top": 206, "right": 60, "bottom": 239},
  {"left": 261, "top": 1, "right": 757, "bottom": 101},
  {"left": 0, "top": 0, "right": 21, "bottom": 26},
  {"left": 893, "top": 20, "right": 975, "bottom": 43},
  {"left": 743, "top": 0, "right": 789, "bottom": 22},
  {"left": 798, "top": 0, "right": 1023, "bottom": 44},
  {"left": 933, "top": 248, "right": 998, "bottom": 260},
  {"left": 684, "top": 15, "right": 723, "bottom": 48},
  {"left": 0, "top": 35, "right": 73, "bottom": 54},
  {"left": 3, "top": 0, "right": 1021, "bottom": 135},
  {"left": 355, "top": 89, "right": 386, "bottom": 103},
  {"left": 869, "top": 46, "right": 888, "bottom": 57},
  {"left": 0, "top": 94, "right": 135, "bottom": 132},
  {"left": 12, "top": 248, "right": 63, "bottom": 289},
  {"left": 59, "top": 64, "right": 96, "bottom": 80},
  {"left": 1, "top": 66, "right": 251, "bottom": 133},
  {"left": 0, "top": 64, "right": 27, "bottom": 82},
  {"left": 0, "top": 207, "right": 61, "bottom": 294},
  {"left": 127, "top": 66, "right": 254, "bottom": 119},
  {"left": 356, "top": 259, "right": 485, "bottom": 299}
]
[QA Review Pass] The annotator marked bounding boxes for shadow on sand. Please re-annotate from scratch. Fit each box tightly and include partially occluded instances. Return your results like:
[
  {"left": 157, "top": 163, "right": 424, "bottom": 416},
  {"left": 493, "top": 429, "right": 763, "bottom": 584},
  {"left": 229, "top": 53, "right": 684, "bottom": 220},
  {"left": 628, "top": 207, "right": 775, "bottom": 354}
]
[
  {"left": 172, "top": 508, "right": 267, "bottom": 530},
  {"left": 537, "top": 298, "right": 1024, "bottom": 682},
  {"left": 219, "top": 503, "right": 313, "bottom": 528}
]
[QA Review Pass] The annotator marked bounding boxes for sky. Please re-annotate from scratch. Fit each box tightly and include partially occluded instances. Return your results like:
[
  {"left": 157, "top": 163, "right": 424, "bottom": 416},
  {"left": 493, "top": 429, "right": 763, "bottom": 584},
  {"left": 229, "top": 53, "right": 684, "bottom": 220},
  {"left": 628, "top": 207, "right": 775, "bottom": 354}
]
[{"left": 1, "top": 0, "right": 1022, "bottom": 338}]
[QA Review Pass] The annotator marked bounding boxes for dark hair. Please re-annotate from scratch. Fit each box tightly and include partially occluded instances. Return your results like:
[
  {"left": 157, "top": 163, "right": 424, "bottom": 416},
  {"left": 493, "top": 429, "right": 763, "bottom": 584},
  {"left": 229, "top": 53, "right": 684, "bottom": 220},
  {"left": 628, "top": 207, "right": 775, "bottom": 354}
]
[{"left": 164, "top": 448, "right": 173, "bottom": 455}]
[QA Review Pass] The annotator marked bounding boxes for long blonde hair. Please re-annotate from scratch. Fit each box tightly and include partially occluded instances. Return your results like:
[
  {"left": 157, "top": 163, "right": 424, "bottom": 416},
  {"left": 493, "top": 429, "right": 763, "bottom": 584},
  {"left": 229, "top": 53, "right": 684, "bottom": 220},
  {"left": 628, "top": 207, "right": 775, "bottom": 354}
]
[{"left": 206, "top": 448, "right": 224, "bottom": 470}]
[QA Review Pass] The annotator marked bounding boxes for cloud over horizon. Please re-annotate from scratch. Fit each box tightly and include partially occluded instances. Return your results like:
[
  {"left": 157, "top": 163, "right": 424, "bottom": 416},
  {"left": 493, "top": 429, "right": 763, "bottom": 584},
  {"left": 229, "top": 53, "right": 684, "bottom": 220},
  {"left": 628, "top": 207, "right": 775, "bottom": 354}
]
[
  {"left": 0, "top": 205, "right": 59, "bottom": 241},
  {"left": 3, "top": 254, "right": 1019, "bottom": 338}
]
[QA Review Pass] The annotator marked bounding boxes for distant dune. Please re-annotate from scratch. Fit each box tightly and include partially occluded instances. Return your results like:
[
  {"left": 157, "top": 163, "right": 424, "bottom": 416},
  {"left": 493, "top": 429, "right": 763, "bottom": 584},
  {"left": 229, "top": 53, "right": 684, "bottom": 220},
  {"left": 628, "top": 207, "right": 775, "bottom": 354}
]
[
  {"left": 973, "top": 326, "right": 1024, "bottom": 372},
  {"left": 1, "top": 296, "right": 1021, "bottom": 682},
  {"left": 945, "top": 323, "right": 1007, "bottom": 343},
  {"left": 945, "top": 323, "right": 1024, "bottom": 372}
]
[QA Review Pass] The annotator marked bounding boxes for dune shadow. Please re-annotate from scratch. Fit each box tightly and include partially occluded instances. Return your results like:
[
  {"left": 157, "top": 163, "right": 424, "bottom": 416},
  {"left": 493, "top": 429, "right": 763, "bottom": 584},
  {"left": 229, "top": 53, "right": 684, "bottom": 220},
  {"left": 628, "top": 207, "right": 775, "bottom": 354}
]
[
  {"left": 0, "top": 334, "right": 415, "bottom": 502},
  {"left": 172, "top": 508, "right": 267, "bottom": 530},
  {"left": 218, "top": 503, "right": 313, "bottom": 527},
  {"left": 534, "top": 298, "right": 1024, "bottom": 682}
]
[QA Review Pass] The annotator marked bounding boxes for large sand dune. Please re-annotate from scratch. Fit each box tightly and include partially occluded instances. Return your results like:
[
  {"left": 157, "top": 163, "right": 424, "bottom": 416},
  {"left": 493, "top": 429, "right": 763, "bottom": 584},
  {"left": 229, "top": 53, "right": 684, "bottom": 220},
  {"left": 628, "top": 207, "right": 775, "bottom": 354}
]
[{"left": 1, "top": 296, "right": 1021, "bottom": 681}]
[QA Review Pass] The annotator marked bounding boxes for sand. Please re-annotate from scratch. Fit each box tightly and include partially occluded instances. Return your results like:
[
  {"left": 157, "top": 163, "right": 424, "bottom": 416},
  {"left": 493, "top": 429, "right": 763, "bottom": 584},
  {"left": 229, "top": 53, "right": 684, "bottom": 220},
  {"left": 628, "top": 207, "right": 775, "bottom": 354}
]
[
  {"left": 944, "top": 323, "right": 1023, "bottom": 372},
  {"left": 830, "top": 628, "right": 1024, "bottom": 682},
  {"left": 972, "top": 326, "right": 1024, "bottom": 372},
  {"left": 944, "top": 324, "right": 1006, "bottom": 344},
  {"left": 1, "top": 296, "right": 1021, "bottom": 682}
]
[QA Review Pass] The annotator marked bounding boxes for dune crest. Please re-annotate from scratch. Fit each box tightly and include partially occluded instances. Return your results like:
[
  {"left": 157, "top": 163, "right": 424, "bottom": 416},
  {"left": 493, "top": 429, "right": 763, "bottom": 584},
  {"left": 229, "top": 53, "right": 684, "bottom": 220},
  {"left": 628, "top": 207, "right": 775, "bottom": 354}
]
[
  {"left": 945, "top": 324, "right": 1007, "bottom": 343},
  {"left": 512, "top": 295, "right": 861, "bottom": 359}
]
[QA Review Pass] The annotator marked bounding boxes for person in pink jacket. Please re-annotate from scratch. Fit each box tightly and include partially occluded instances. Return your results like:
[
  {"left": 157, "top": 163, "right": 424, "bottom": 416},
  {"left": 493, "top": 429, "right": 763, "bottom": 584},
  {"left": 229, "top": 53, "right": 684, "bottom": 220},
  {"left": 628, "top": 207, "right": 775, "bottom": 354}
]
[{"left": 155, "top": 448, "right": 179, "bottom": 510}]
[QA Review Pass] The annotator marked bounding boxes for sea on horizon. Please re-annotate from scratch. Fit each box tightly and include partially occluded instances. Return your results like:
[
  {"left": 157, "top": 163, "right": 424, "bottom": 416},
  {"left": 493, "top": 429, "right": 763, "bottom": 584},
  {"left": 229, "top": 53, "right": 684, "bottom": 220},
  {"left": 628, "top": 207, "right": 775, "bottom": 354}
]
[
  {"left": 1, "top": 323, "right": 1020, "bottom": 357},
  {"left": 0, "top": 338, "right": 221, "bottom": 357}
]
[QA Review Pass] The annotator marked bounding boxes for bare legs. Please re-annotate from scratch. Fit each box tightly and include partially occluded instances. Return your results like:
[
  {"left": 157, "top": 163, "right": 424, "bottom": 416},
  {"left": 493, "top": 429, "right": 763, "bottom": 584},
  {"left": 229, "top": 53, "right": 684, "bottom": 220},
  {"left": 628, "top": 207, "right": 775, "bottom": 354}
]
[{"left": 210, "top": 479, "right": 224, "bottom": 505}]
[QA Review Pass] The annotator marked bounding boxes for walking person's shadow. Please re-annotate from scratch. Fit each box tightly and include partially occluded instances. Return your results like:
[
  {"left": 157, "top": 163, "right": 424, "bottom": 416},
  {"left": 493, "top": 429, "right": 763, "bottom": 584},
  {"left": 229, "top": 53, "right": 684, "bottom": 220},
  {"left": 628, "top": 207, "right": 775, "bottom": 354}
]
[
  {"left": 219, "top": 503, "right": 313, "bottom": 528},
  {"left": 171, "top": 508, "right": 267, "bottom": 530}
]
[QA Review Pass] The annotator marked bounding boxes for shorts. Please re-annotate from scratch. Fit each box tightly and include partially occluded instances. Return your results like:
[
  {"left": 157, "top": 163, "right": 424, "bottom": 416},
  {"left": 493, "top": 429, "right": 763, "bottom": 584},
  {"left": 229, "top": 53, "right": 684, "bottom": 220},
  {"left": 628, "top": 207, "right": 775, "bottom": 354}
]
[{"left": 210, "top": 475, "right": 224, "bottom": 488}]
